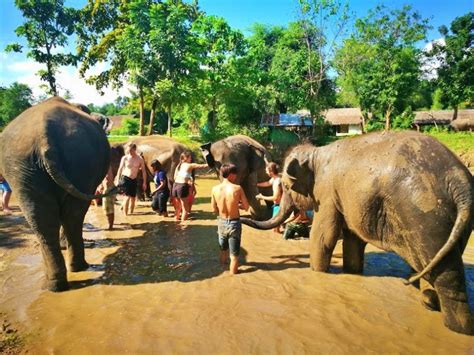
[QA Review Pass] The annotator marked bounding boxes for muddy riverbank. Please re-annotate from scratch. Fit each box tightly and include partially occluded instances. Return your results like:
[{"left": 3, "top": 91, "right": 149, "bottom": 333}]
[{"left": 1, "top": 177, "right": 473, "bottom": 353}]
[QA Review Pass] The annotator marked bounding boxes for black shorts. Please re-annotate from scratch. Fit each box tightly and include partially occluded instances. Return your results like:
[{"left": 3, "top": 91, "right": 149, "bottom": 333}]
[
  {"left": 119, "top": 175, "right": 137, "bottom": 197},
  {"left": 172, "top": 182, "right": 190, "bottom": 199}
]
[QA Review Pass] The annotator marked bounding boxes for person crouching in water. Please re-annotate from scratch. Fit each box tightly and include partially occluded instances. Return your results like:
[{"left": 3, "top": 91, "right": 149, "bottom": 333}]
[
  {"left": 172, "top": 151, "right": 208, "bottom": 222},
  {"left": 211, "top": 164, "right": 249, "bottom": 275},
  {"left": 150, "top": 159, "right": 170, "bottom": 217},
  {"left": 115, "top": 143, "right": 147, "bottom": 215}
]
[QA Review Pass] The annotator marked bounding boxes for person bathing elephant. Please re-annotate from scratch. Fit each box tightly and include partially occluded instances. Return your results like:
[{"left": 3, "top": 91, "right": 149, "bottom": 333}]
[
  {"left": 241, "top": 131, "right": 474, "bottom": 335},
  {"left": 109, "top": 135, "right": 189, "bottom": 200},
  {"left": 0, "top": 97, "right": 114, "bottom": 292},
  {"left": 200, "top": 135, "right": 273, "bottom": 220}
]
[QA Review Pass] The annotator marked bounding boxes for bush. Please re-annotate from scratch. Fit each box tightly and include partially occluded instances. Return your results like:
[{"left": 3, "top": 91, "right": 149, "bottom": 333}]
[{"left": 109, "top": 117, "right": 139, "bottom": 135}]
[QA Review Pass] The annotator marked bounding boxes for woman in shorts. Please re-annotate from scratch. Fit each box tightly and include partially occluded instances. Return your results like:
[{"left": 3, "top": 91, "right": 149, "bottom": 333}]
[{"left": 172, "top": 151, "right": 208, "bottom": 222}]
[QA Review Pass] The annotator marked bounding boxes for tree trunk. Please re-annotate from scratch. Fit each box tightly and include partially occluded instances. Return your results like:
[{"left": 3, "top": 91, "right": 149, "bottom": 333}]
[
  {"left": 384, "top": 106, "right": 392, "bottom": 131},
  {"left": 210, "top": 96, "right": 217, "bottom": 131},
  {"left": 453, "top": 106, "right": 458, "bottom": 121},
  {"left": 138, "top": 88, "right": 145, "bottom": 136},
  {"left": 147, "top": 97, "right": 157, "bottom": 135},
  {"left": 167, "top": 103, "right": 172, "bottom": 137}
]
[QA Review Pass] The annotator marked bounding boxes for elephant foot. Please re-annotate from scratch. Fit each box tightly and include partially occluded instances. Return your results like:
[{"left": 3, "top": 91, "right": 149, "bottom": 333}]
[
  {"left": 69, "top": 261, "right": 89, "bottom": 272},
  {"left": 438, "top": 290, "right": 474, "bottom": 335},
  {"left": 43, "top": 279, "right": 69, "bottom": 292},
  {"left": 421, "top": 289, "right": 440, "bottom": 312}
]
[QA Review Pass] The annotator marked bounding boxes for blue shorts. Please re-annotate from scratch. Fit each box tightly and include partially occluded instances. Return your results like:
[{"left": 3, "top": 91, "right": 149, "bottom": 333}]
[
  {"left": 272, "top": 204, "right": 280, "bottom": 217},
  {"left": 217, "top": 218, "right": 242, "bottom": 256},
  {"left": 0, "top": 180, "right": 12, "bottom": 193}
]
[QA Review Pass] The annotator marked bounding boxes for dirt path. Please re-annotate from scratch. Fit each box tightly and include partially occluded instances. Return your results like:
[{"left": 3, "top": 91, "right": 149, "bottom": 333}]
[{"left": 1, "top": 177, "right": 474, "bottom": 353}]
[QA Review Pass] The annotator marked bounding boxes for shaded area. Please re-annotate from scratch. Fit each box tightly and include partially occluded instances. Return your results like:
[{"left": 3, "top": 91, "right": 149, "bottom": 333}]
[
  {"left": 71, "top": 221, "right": 248, "bottom": 289},
  {"left": 0, "top": 215, "right": 31, "bottom": 250}
]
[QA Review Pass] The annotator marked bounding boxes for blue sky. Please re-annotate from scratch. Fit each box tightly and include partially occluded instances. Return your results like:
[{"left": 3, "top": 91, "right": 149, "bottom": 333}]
[{"left": 0, "top": 0, "right": 472, "bottom": 105}]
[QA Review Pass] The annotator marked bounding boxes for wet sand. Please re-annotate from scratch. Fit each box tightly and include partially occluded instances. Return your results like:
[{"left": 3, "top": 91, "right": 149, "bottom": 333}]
[{"left": 1, "top": 176, "right": 474, "bottom": 353}]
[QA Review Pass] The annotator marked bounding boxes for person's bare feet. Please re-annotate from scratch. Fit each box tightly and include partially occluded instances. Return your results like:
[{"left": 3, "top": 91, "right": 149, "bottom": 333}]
[{"left": 3, "top": 209, "right": 12, "bottom": 215}]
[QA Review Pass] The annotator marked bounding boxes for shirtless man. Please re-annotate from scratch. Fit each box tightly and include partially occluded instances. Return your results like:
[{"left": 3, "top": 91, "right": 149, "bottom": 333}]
[
  {"left": 211, "top": 164, "right": 249, "bottom": 275},
  {"left": 256, "top": 162, "right": 282, "bottom": 232},
  {"left": 116, "top": 143, "right": 147, "bottom": 215}
]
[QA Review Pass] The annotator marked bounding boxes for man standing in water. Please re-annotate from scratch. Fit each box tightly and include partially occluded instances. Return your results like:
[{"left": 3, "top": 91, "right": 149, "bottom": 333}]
[
  {"left": 116, "top": 143, "right": 147, "bottom": 215},
  {"left": 211, "top": 164, "right": 249, "bottom": 274}
]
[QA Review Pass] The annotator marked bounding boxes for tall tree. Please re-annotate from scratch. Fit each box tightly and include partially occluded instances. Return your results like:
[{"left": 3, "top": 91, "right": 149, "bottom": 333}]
[
  {"left": 334, "top": 5, "right": 429, "bottom": 130},
  {"left": 296, "top": 0, "right": 351, "bottom": 116},
  {"left": 193, "top": 15, "right": 245, "bottom": 132},
  {"left": 0, "top": 82, "right": 33, "bottom": 129},
  {"left": 429, "top": 12, "right": 474, "bottom": 119},
  {"left": 148, "top": 0, "right": 203, "bottom": 137},
  {"left": 5, "top": 0, "right": 78, "bottom": 96}
]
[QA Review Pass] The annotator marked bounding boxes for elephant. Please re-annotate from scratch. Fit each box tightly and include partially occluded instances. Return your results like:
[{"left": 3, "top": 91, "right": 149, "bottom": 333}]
[
  {"left": 110, "top": 135, "right": 189, "bottom": 199},
  {"left": 450, "top": 118, "right": 474, "bottom": 132},
  {"left": 200, "top": 135, "right": 273, "bottom": 220},
  {"left": 0, "top": 96, "right": 113, "bottom": 292},
  {"left": 241, "top": 131, "right": 474, "bottom": 335}
]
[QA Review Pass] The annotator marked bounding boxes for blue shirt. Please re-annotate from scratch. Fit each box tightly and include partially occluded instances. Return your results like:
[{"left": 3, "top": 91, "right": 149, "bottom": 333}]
[{"left": 154, "top": 170, "right": 168, "bottom": 191}]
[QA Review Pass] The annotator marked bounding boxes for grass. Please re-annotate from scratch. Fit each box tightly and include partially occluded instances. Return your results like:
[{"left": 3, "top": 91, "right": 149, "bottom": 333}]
[{"left": 426, "top": 131, "right": 474, "bottom": 154}]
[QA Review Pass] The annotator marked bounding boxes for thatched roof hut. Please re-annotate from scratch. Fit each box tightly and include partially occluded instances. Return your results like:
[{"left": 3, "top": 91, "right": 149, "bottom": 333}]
[
  {"left": 322, "top": 108, "right": 363, "bottom": 126},
  {"left": 413, "top": 111, "right": 453, "bottom": 125}
]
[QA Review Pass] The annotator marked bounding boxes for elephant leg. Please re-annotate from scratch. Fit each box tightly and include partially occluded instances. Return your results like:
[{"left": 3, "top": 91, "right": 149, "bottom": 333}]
[
  {"left": 60, "top": 198, "right": 90, "bottom": 272},
  {"left": 309, "top": 205, "right": 342, "bottom": 272},
  {"left": 420, "top": 278, "right": 440, "bottom": 312},
  {"left": 18, "top": 192, "right": 68, "bottom": 292},
  {"left": 431, "top": 253, "right": 473, "bottom": 335},
  {"left": 243, "top": 173, "right": 267, "bottom": 220},
  {"left": 342, "top": 229, "right": 367, "bottom": 274}
]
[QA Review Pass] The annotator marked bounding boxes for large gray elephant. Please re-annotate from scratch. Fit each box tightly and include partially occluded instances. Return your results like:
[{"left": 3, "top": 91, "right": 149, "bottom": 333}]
[
  {"left": 241, "top": 131, "right": 474, "bottom": 335},
  {"left": 200, "top": 135, "right": 273, "bottom": 220},
  {"left": 110, "top": 135, "right": 189, "bottom": 198},
  {"left": 0, "top": 97, "right": 113, "bottom": 292}
]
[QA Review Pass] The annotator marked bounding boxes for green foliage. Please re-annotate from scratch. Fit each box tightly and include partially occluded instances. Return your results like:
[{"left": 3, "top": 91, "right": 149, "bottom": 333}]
[
  {"left": 429, "top": 12, "right": 474, "bottom": 112},
  {"left": 334, "top": 5, "right": 430, "bottom": 129},
  {"left": 0, "top": 82, "right": 33, "bottom": 130},
  {"left": 6, "top": 0, "right": 79, "bottom": 95},
  {"left": 110, "top": 117, "right": 139, "bottom": 135},
  {"left": 392, "top": 107, "right": 415, "bottom": 129}
]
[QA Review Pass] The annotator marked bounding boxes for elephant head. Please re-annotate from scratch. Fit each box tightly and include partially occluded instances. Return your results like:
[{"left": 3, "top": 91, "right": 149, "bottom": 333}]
[
  {"left": 200, "top": 135, "right": 273, "bottom": 220},
  {"left": 241, "top": 144, "right": 315, "bottom": 229}
]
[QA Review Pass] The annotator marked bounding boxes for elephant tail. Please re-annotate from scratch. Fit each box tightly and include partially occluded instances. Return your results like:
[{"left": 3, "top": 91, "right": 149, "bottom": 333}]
[
  {"left": 41, "top": 142, "right": 115, "bottom": 201},
  {"left": 404, "top": 202, "right": 472, "bottom": 285}
]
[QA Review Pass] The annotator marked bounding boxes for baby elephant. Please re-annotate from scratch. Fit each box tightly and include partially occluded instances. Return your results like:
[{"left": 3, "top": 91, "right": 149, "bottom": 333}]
[{"left": 242, "top": 131, "right": 474, "bottom": 335}]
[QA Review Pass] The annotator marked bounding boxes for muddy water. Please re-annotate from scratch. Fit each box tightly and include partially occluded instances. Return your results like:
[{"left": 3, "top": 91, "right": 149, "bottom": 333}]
[{"left": 1, "top": 177, "right": 474, "bottom": 353}]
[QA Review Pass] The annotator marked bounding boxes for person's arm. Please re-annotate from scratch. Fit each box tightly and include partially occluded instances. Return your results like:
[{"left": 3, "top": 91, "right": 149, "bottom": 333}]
[
  {"left": 239, "top": 187, "right": 250, "bottom": 211},
  {"left": 190, "top": 163, "right": 208, "bottom": 170},
  {"left": 256, "top": 193, "right": 275, "bottom": 202},
  {"left": 140, "top": 159, "right": 147, "bottom": 191},
  {"left": 257, "top": 180, "right": 271, "bottom": 187},
  {"left": 211, "top": 188, "right": 219, "bottom": 214}
]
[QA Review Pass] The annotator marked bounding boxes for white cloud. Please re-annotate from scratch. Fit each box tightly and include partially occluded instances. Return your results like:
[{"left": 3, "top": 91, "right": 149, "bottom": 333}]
[
  {"left": 1, "top": 54, "right": 132, "bottom": 106},
  {"left": 421, "top": 38, "right": 445, "bottom": 80}
]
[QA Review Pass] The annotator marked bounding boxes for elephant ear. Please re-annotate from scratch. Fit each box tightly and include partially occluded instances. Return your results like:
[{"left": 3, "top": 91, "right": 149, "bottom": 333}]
[
  {"left": 285, "top": 155, "right": 313, "bottom": 197},
  {"left": 200, "top": 142, "right": 215, "bottom": 168}
]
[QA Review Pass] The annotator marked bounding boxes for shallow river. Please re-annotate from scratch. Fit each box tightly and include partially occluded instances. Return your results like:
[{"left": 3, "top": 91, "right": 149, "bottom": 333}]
[{"left": 1, "top": 177, "right": 474, "bottom": 353}]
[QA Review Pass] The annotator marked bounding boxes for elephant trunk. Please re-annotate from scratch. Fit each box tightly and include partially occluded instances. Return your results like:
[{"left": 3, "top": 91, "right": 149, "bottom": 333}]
[{"left": 241, "top": 192, "right": 296, "bottom": 230}]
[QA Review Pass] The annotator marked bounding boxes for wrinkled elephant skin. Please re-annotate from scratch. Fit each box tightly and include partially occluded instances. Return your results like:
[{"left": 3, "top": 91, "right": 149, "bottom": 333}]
[
  {"left": 450, "top": 118, "right": 474, "bottom": 132},
  {"left": 200, "top": 135, "right": 272, "bottom": 220},
  {"left": 0, "top": 97, "right": 111, "bottom": 292},
  {"left": 242, "top": 131, "right": 474, "bottom": 335}
]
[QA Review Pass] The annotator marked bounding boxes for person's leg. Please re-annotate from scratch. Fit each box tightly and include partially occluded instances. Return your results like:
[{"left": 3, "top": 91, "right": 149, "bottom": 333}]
[
  {"left": 181, "top": 198, "right": 190, "bottom": 221},
  {"left": 122, "top": 196, "right": 130, "bottom": 215},
  {"left": 130, "top": 196, "right": 136, "bottom": 214},
  {"left": 106, "top": 213, "right": 114, "bottom": 230},
  {"left": 230, "top": 255, "right": 239, "bottom": 275},
  {"left": 3, "top": 191, "right": 12, "bottom": 214},
  {"left": 159, "top": 192, "right": 169, "bottom": 217}
]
